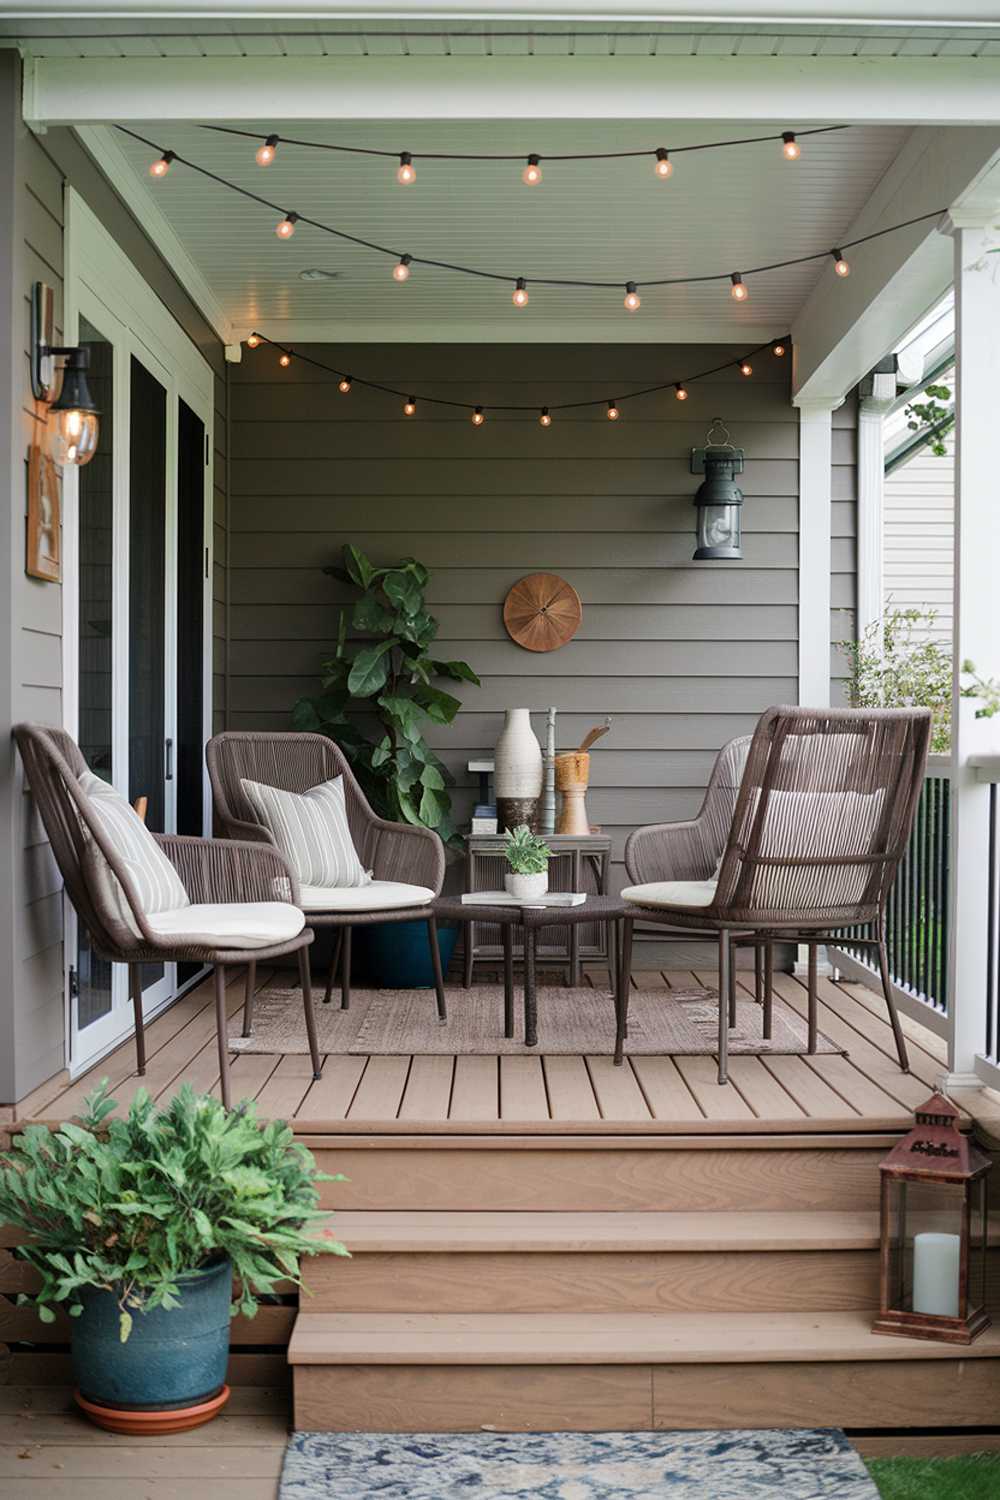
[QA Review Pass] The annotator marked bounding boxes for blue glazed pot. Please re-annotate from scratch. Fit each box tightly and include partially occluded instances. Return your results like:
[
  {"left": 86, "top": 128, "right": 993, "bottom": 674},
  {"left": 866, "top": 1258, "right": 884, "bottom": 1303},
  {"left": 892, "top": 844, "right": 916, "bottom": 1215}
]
[
  {"left": 72, "top": 1258, "right": 232, "bottom": 1410},
  {"left": 355, "top": 919, "right": 459, "bottom": 989}
]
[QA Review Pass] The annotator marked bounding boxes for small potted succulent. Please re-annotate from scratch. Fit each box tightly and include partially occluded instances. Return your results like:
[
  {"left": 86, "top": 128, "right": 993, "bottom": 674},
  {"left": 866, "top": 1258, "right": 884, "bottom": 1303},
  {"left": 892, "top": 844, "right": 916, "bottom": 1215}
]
[
  {"left": 0, "top": 1082, "right": 346, "bottom": 1434},
  {"left": 503, "top": 825, "right": 552, "bottom": 901}
]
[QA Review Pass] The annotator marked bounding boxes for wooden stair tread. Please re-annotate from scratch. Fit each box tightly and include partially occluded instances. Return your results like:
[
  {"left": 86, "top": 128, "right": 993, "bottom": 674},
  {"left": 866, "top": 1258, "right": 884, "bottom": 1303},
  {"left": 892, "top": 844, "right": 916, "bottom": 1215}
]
[
  {"left": 325, "top": 1208, "right": 1000, "bottom": 1254},
  {"left": 289, "top": 1310, "right": 1000, "bottom": 1366}
]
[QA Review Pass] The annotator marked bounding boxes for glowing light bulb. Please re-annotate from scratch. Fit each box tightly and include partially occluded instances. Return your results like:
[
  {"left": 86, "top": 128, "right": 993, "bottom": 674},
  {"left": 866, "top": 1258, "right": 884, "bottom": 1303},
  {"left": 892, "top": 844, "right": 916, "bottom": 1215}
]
[
  {"left": 781, "top": 132, "right": 800, "bottom": 161},
  {"left": 739, "top": 360, "right": 753, "bottom": 377},
  {"left": 403, "top": 397, "right": 417, "bottom": 416},
  {"left": 276, "top": 212, "right": 299, "bottom": 240},
  {"left": 730, "top": 273, "right": 748, "bottom": 302},
  {"left": 396, "top": 152, "right": 416, "bottom": 185},
  {"left": 256, "top": 134, "right": 279, "bottom": 167},
  {"left": 471, "top": 406, "right": 485, "bottom": 426},
  {"left": 512, "top": 278, "right": 529, "bottom": 308},
  {"left": 832, "top": 249, "right": 850, "bottom": 278},
  {"left": 522, "top": 154, "right": 542, "bottom": 186},
  {"left": 149, "top": 151, "right": 174, "bottom": 179},
  {"left": 674, "top": 384, "right": 688, "bottom": 401},
  {"left": 539, "top": 408, "right": 552, "bottom": 427},
  {"left": 246, "top": 333, "right": 261, "bottom": 349},
  {"left": 279, "top": 352, "right": 292, "bottom": 368},
  {"left": 393, "top": 255, "right": 412, "bottom": 282},
  {"left": 338, "top": 376, "right": 352, "bottom": 394},
  {"left": 624, "top": 282, "right": 641, "bottom": 312},
  {"left": 607, "top": 401, "right": 620, "bottom": 421},
  {"left": 772, "top": 341, "right": 786, "bottom": 357},
  {"left": 654, "top": 148, "right": 673, "bottom": 180}
]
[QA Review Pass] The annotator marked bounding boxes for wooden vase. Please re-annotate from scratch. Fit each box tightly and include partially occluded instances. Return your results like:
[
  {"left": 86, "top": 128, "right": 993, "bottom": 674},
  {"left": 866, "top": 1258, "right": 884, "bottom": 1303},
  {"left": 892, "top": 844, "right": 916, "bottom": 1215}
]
[{"left": 555, "top": 751, "right": 591, "bottom": 835}]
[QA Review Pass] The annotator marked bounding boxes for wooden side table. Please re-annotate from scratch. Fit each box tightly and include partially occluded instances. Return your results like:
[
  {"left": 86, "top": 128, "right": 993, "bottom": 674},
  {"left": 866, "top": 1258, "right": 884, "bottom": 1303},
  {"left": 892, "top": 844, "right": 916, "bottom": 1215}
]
[{"left": 463, "top": 833, "right": 613, "bottom": 988}]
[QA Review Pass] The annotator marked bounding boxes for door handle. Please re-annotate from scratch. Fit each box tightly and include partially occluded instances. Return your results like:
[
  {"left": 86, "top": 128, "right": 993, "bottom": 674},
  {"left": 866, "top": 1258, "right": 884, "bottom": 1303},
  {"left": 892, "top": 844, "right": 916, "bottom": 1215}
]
[{"left": 165, "top": 737, "right": 174, "bottom": 781}]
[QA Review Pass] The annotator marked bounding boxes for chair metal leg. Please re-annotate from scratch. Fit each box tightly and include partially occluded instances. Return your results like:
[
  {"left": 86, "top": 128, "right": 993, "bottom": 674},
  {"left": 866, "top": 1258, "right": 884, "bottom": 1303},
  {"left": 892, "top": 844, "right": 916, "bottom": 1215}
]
[
  {"left": 615, "top": 916, "right": 634, "bottom": 1066},
  {"left": 608, "top": 917, "right": 619, "bottom": 998},
  {"left": 214, "top": 964, "right": 232, "bottom": 1111},
  {"left": 128, "top": 963, "right": 147, "bottom": 1076},
  {"left": 763, "top": 941, "right": 774, "bottom": 1041},
  {"left": 877, "top": 918, "right": 910, "bottom": 1072},
  {"left": 341, "top": 926, "right": 352, "bottom": 1010},
  {"left": 428, "top": 916, "right": 448, "bottom": 1023},
  {"left": 524, "top": 926, "right": 538, "bottom": 1047},
  {"left": 717, "top": 930, "right": 731, "bottom": 1085},
  {"left": 729, "top": 950, "right": 738, "bottom": 1029},
  {"left": 502, "top": 923, "right": 514, "bottom": 1039},
  {"left": 323, "top": 930, "right": 343, "bottom": 1005},
  {"left": 807, "top": 942, "right": 818, "bottom": 1055},
  {"left": 298, "top": 947, "right": 323, "bottom": 1082},
  {"left": 754, "top": 944, "right": 764, "bottom": 1006},
  {"left": 242, "top": 960, "right": 257, "bottom": 1037}
]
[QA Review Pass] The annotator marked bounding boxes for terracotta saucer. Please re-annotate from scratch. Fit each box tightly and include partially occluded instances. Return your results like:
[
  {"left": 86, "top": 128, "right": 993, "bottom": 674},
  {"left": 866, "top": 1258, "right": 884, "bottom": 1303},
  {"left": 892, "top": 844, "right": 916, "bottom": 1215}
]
[{"left": 74, "top": 1383, "right": 230, "bottom": 1434}]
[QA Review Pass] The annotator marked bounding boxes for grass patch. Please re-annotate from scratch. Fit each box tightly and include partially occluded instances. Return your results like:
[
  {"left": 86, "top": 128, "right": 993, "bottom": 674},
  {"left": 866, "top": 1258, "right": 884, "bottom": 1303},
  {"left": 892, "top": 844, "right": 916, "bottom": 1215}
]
[{"left": 867, "top": 1454, "right": 1000, "bottom": 1499}]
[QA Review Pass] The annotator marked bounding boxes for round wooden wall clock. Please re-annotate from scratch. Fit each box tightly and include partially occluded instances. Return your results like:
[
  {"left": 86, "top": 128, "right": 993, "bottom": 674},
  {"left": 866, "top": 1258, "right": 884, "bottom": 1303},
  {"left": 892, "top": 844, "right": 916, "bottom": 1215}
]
[{"left": 503, "top": 572, "right": 583, "bottom": 653}]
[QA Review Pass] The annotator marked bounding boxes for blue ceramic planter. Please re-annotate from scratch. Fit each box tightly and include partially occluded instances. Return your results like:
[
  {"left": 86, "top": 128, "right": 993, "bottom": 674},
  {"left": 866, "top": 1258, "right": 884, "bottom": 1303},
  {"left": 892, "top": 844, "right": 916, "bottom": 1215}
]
[
  {"left": 72, "top": 1258, "right": 232, "bottom": 1410},
  {"left": 355, "top": 918, "right": 459, "bottom": 989}
]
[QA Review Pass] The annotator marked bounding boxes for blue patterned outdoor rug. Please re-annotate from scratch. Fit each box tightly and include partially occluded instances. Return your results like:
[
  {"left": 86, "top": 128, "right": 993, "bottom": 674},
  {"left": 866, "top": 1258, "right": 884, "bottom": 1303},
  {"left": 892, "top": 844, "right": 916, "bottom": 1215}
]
[{"left": 279, "top": 1428, "right": 877, "bottom": 1498}]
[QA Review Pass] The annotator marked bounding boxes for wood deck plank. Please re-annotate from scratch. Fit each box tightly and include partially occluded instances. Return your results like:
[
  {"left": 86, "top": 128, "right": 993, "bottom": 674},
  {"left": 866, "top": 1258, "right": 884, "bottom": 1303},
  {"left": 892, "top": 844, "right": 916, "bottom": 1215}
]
[
  {"left": 543, "top": 1056, "right": 601, "bottom": 1122},
  {"left": 585, "top": 1057, "right": 653, "bottom": 1121},
  {"left": 499, "top": 1056, "right": 550, "bottom": 1121},
  {"left": 803, "top": 974, "right": 945, "bottom": 1083},
  {"left": 674, "top": 1056, "right": 756, "bottom": 1120},
  {"left": 834, "top": 973, "right": 950, "bottom": 1066},
  {"left": 298, "top": 1055, "right": 370, "bottom": 1121},
  {"left": 760, "top": 1054, "right": 863, "bottom": 1118},
  {"left": 251, "top": 1053, "right": 319, "bottom": 1119},
  {"left": 722, "top": 1057, "right": 806, "bottom": 1120},
  {"left": 397, "top": 1056, "right": 455, "bottom": 1122},
  {"left": 802, "top": 1053, "right": 909, "bottom": 1118},
  {"left": 629, "top": 1056, "right": 705, "bottom": 1122},
  {"left": 347, "top": 1056, "right": 412, "bottom": 1121},
  {"left": 448, "top": 1056, "right": 500, "bottom": 1121}
]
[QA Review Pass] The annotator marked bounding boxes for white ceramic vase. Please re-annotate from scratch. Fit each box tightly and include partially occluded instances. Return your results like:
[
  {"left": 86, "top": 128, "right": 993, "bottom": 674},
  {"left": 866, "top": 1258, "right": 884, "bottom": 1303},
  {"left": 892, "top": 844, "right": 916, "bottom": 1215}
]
[
  {"left": 495, "top": 709, "right": 543, "bottom": 799},
  {"left": 505, "top": 871, "right": 548, "bottom": 901}
]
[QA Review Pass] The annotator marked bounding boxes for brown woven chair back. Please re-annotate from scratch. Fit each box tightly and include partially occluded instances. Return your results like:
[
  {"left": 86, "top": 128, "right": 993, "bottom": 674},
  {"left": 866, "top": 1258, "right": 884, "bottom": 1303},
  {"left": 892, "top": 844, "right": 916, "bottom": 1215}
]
[
  {"left": 13, "top": 722, "right": 149, "bottom": 957},
  {"left": 714, "top": 706, "right": 931, "bottom": 926},
  {"left": 207, "top": 730, "right": 377, "bottom": 865}
]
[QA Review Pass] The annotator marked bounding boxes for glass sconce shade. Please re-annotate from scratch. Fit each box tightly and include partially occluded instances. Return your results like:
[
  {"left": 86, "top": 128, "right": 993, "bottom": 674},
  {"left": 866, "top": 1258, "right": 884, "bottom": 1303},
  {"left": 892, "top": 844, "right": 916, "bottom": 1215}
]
[
  {"left": 692, "top": 448, "right": 744, "bottom": 560},
  {"left": 49, "top": 348, "right": 100, "bottom": 467}
]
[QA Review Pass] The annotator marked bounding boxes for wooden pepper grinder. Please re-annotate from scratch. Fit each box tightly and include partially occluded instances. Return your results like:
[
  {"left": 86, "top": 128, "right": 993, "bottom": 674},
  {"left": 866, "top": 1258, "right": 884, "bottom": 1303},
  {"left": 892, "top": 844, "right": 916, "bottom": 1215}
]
[{"left": 555, "top": 719, "right": 610, "bottom": 835}]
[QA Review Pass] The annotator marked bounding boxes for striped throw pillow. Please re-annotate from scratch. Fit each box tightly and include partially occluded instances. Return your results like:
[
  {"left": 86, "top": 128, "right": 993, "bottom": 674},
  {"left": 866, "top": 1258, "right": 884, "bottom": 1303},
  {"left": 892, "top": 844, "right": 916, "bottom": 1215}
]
[
  {"left": 80, "top": 771, "right": 190, "bottom": 933},
  {"left": 241, "top": 775, "right": 371, "bottom": 889}
]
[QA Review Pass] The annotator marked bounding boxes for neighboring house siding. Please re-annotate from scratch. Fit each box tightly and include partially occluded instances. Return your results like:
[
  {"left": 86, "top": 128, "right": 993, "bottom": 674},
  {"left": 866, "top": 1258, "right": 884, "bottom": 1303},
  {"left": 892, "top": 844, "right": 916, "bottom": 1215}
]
[
  {"left": 228, "top": 342, "right": 856, "bottom": 903},
  {"left": 884, "top": 439, "right": 954, "bottom": 641},
  {"left": 0, "top": 52, "right": 228, "bottom": 1103}
]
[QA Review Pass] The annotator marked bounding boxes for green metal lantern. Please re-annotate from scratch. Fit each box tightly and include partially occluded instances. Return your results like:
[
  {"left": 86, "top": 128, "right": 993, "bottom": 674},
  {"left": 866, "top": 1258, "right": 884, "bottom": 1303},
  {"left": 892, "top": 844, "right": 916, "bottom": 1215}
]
[{"left": 690, "top": 418, "right": 744, "bottom": 560}]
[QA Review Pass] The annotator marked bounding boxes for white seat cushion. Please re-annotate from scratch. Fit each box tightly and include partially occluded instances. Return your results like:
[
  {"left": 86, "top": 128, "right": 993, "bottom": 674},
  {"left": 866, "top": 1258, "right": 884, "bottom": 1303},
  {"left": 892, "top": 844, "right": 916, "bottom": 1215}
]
[
  {"left": 241, "top": 774, "right": 371, "bottom": 889},
  {"left": 144, "top": 902, "right": 306, "bottom": 950},
  {"left": 621, "top": 879, "right": 718, "bottom": 910},
  {"left": 299, "top": 880, "right": 435, "bottom": 914}
]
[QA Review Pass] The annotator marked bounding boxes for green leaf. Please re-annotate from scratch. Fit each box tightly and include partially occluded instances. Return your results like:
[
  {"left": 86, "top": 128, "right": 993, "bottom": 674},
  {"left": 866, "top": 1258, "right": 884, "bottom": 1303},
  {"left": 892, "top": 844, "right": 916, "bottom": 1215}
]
[
  {"left": 419, "top": 763, "right": 445, "bottom": 791},
  {"left": 419, "top": 785, "right": 446, "bottom": 825},
  {"left": 119, "top": 1309, "right": 133, "bottom": 1343},
  {"left": 383, "top": 570, "right": 422, "bottom": 616},
  {"left": 370, "top": 735, "right": 393, "bottom": 769},
  {"left": 414, "top": 685, "right": 462, "bottom": 724},
  {"left": 347, "top": 641, "right": 393, "bottom": 698},
  {"left": 352, "top": 593, "right": 396, "bottom": 635},
  {"left": 342, "top": 544, "right": 376, "bottom": 590},
  {"left": 431, "top": 659, "right": 481, "bottom": 686}
]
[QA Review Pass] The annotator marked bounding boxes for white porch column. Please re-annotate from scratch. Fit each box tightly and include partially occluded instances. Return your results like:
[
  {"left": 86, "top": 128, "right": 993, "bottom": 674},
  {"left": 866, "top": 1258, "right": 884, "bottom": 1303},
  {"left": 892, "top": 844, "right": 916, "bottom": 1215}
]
[
  {"left": 942, "top": 222, "right": 1000, "bottom": 1087},
  {"left": 856, "top": 368, "right": 897, "bottom": 636},
  {"left": 795, "top": 400, "right": 838, "bottom": 709}
]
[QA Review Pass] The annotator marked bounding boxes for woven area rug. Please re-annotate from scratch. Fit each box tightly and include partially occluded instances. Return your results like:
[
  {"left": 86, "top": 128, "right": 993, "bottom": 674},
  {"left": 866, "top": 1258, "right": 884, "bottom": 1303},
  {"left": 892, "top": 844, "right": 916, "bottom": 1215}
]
[
  {"left": 278, "top": 1429, "right": 877, "bottom": 1498},
  {"left": 229, "top": 984, "right": 841, "bottom": 1057}
]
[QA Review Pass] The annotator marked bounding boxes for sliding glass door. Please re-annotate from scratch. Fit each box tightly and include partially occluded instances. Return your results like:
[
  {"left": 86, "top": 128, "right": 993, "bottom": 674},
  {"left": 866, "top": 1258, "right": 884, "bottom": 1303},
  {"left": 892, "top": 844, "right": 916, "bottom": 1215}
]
[{"left": 63, "top": 204, "right": 213, "bottom": 1075}]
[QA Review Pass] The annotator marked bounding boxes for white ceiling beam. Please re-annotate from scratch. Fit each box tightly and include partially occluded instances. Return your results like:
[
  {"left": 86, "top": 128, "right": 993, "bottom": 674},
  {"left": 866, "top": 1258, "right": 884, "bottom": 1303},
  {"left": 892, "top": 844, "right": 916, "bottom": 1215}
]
[
  {"left": 235, "top": 318, "right": 786, "bottom": 345},
  {"left": 5, "top": 2, "right": 1000, "bottom": 21},
  {"left": 791, "top": 126, "right": 1000, "bottom": 403},
  {"left": 22, "top": 55, "right": 1000, "bottom": 128}
]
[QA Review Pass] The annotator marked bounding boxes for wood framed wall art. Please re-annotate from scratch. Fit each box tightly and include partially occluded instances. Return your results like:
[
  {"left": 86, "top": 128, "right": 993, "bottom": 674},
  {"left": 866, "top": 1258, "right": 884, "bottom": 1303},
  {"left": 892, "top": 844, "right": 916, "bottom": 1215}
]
[{"left": 26, "top": 436, "right": 61, "bottom": 583}]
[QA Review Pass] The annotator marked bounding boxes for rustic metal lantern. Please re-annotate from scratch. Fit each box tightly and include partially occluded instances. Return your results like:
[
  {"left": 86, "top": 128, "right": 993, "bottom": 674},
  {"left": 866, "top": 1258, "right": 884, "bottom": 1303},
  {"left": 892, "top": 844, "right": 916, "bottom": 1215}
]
[
  {"left": 872, "top": 1092, "right": 991, "bottom": 1345},
  {"left": 690, "top": 418, "right": 744, "bottom": 560}
]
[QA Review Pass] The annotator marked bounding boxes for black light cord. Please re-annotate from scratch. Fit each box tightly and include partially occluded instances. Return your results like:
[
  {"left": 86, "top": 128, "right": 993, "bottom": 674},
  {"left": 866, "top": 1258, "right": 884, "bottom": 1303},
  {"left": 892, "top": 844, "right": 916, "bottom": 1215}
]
[
  {"left": 198, "top": 121, "right": 848, "bottom": 163},
  {"left": 249, "top": 333, "right": 791, "bottom": 416},
  {"left": 121, "top": 126, "right": 947, "bottom": 295}
]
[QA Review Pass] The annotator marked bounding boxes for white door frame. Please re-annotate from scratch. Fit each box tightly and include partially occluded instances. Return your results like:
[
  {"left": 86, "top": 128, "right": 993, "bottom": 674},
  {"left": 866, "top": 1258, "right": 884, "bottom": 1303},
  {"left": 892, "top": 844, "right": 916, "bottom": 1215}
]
[{"left": 62, "top": 188, "right": 215, "bottom": 1076}]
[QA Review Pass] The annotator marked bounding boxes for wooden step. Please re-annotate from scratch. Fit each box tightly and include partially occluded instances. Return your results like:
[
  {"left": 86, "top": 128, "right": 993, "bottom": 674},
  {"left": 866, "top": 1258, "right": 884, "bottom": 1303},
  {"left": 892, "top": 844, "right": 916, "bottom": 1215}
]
[
  {"left": 290, "top": 1310, "right": 1000, "bottom": 1433},
  {"left": 306, "top": 1209, "right": 1000, "bottom": 1315},
  {"left": 311, "top": 1133, "right": 897, "bottom": 1212}
]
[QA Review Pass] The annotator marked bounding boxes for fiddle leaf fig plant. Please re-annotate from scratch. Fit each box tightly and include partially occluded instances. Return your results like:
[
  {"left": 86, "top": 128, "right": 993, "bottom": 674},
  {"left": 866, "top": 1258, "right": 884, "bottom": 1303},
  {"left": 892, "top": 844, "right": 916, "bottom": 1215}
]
[{"left": 292, "top": 545, "right": 480, "bottom": 845}]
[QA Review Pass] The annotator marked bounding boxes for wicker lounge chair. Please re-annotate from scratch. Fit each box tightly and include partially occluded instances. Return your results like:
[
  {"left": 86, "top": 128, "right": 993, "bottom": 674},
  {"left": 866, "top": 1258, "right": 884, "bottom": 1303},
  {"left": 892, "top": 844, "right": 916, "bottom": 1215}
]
[
  {"left": 13, "top": 723, "right": 320, "bottom": 1109},
  {"left": 621, "top": 706, "right": 932, "bottom": 1083}
]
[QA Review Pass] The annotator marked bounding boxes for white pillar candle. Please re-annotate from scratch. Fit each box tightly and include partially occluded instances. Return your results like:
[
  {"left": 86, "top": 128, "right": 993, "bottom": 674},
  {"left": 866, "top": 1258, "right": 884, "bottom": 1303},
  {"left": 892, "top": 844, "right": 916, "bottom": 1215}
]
[{"left": 912, "top": 1232, "right": 961, "bottom": 1318}]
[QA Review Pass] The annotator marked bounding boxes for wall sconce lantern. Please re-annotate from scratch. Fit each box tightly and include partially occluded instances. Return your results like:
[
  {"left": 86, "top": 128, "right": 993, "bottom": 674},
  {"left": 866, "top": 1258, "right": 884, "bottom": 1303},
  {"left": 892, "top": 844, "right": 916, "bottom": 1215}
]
[
  {"left": 690, "top": 417, "right": 744, "bottom": 560},
  {"left": 872, "top": 1093, "right": 991, "bottom": 1345},
  {"left": 31, "top": 282, "right": 100, "bottom": 467}
]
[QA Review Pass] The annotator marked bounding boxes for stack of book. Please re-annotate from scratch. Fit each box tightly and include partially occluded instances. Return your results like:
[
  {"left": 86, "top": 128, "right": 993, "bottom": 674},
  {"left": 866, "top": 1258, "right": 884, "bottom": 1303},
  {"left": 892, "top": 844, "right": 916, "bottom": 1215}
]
[{"left": 470, "top": 803, "right": 498, "bottom": 836}]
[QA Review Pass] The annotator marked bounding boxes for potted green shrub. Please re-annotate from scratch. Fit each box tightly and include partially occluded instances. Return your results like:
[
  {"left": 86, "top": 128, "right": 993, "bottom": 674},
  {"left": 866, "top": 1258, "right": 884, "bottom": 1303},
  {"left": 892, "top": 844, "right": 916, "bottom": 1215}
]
[
  {"left": 0, "top": 1082, "right": 345, "bottom": 1434},
  {"left": 293, "top": 544, "right": 480, "bottom": 986},
  {"left": 504, "top": 825, "right": 553, "bottom": 901}
]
